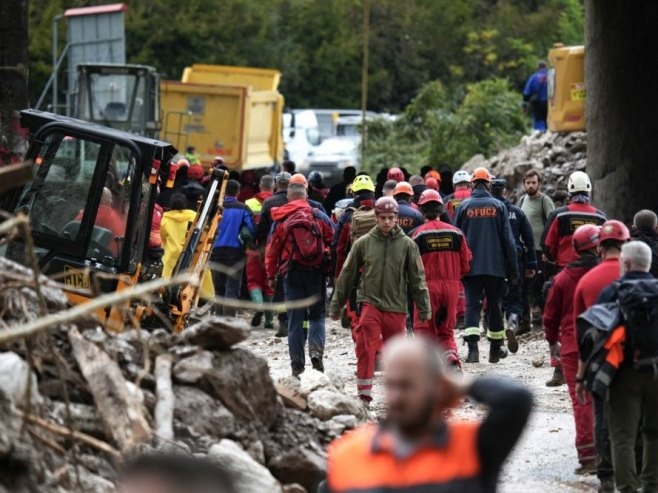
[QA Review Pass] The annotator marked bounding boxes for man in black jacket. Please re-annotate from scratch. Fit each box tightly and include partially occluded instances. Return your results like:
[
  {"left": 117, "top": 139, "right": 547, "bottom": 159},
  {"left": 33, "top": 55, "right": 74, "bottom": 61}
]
[{"left": 631, "top": 209, "right": 658, "bottom": 278}]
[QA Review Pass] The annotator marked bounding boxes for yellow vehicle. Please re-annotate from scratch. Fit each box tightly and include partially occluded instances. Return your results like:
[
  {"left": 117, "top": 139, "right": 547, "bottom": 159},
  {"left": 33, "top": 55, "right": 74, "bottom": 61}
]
[
  {"left": 2, "top": 109, "right": 228, "bottom": 332},
  {"left": 547, "top": 43, "right": 586, "bottom": 132},
  {"left": 161, "top": 64, "right": 285, "bottom": 170}
]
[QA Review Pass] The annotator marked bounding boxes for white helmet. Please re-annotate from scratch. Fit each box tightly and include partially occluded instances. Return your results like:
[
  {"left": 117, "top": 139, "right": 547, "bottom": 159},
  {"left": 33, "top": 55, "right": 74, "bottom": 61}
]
[
  {"left": 453, "top": 170, "right": 472, "bottom": 185},
  {"left": 568, "top": 171, "right": 592, "bottom": 194}
]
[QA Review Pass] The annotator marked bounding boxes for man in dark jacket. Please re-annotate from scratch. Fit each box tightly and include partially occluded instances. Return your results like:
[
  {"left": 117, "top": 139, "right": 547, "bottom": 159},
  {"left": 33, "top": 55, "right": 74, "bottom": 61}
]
[
  {"left": 325, "top": 166, "right": 356, "bottom": 213},
  {"left": 393, "top": 181, "right": 424, "bottom": 235},
  {"left": 210, "top": 180, "right": 255, "bottom": 316},
  {"left": 491, "top": 179, "right": 537, "bottom": 342},
  {"left": 455, "top": 168, "right": 518, "bottom": 364},
  {"left": 631, "top": 209, "right": 658, "bottom": 278}
]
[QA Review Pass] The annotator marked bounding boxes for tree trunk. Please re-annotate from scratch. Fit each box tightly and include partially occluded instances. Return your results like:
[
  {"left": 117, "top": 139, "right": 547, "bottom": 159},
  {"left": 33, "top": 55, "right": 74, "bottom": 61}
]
[
  {"left": 0, "top": 0, "right": 29, "bottom": 165},
  {"left": 585, "top": 1, "right": 658, "bottom": 222}
]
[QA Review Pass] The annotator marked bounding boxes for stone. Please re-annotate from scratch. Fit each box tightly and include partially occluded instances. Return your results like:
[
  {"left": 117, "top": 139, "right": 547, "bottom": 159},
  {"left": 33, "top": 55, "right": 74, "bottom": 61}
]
[
  {"left": 208, "top": 439, "right": 282, "bottom": 493},
  {"left": 0, "top": 352, "right": 43, "bottom": 409},
  {"left": 461, "top": 153, "right": 486, "bottom": 172},
  {"left": 307, "top": 389, "right": 363, "bottom": 421},
  {"left": 246, "top": 440, "right": 266, "bottom": 464},
  {"left": 331, "top": 414, "right": 358, "bottom": 429},
  {"left": 327, "top": 373, "right": 345, "bottom": 392},
  {"left": 205, "top": 349, "right": 281, "bottom": 429},
  {"left": 269, "top": 446, "right": 327, "bottom": 493},
  {"left": 173, "top": 350, "right": 213, "bottom": 384},
  {"left": 283, "top": 484, "right": 307, "bottom": 493},
  {"left": 181, "top": 316, "right": 250, "bottom": 350},
  {"left": 532, "top": 356, "right": 545, "bottom": 368},
  {"left": 299, "top": 369, "right": 334, "bottom": 397},
  {"left": 173, "top": 385, "right": 237, "bottom": 439}
]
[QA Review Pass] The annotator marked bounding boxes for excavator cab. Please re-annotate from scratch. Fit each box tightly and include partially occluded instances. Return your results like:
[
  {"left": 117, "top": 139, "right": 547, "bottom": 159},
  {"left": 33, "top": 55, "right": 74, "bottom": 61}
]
[{"left": 2, "top": 109, "right": 179, "bottom": 328}]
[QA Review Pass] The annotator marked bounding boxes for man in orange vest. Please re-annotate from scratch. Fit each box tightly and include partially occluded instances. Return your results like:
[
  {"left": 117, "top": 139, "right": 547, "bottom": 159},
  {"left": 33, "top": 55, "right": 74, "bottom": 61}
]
[{"left": 323, "top": 337, "right": 532, "bottom": 493}]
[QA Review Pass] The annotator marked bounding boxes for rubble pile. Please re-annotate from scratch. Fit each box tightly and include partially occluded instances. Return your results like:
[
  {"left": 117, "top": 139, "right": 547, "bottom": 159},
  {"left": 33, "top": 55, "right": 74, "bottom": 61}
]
[
  {"left": 462, "top": 131, "right": 588, "bottom": 203},
  {"left": 0, "top": 257, "right": 367, "bottom": 493}
]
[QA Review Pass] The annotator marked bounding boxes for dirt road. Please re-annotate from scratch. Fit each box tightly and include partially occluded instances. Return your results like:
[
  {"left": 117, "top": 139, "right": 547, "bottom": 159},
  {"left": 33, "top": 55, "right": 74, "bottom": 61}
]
[{"left": 242, "top": 320, "right": 599, "bottom": 492}]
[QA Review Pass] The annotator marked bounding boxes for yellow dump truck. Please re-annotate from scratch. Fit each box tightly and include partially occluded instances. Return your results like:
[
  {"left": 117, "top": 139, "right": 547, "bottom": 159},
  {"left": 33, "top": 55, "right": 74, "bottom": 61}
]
[
  {"left": 161, "top": 64, "right": 284, "bottom": 170},
  {"left": 547, "top": 44, "right": 586, "bottom": 132}
]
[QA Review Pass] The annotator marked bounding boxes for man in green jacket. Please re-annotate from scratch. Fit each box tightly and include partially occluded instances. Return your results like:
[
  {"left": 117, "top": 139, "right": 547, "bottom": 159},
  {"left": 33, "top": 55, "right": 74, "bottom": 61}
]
[{"left": 330, "top": 196, "right": 431, "bottom": 405}]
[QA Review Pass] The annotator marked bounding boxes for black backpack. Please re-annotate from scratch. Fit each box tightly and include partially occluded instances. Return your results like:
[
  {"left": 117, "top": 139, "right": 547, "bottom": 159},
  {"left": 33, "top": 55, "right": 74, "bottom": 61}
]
[{"left": 616, "top": 278, "right": 658, "bottom": 360}]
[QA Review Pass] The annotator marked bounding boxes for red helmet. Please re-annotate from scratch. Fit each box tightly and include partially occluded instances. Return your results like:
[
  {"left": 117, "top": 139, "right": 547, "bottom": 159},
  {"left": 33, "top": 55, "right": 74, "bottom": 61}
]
[
  {"left": 572, "top": 224, "right": 600, "bottom": 253},
  {"left": 387, "top": 167, "right": 405, "bottom": 182},
  {"left": 599, "top": 220, "right": 631, "bottom": 243},
  {"left": 374, "top": 196, "right": 399, "bottom": 214},
  {"left": 418, "top": 189, "right": 443, "bottom": 205},
  {"left": 188, "top": 164, "right": 205, "bottom": 181},
  {"left": 424, "top": 177, "right": 439, "bottom": 191},
  {"left": 393, "top": 181, "right": 414, "bottom": 196}
]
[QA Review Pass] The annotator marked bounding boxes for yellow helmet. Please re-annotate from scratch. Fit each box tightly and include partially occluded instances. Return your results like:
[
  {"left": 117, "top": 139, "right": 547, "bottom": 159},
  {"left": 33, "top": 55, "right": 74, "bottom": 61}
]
[{"left": 352, "top": 175, "right": 375, "bottom": 193}]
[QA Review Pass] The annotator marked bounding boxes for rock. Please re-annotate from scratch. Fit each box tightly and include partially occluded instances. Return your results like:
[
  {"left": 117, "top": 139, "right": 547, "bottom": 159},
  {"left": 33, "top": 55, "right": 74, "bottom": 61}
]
[
  {"left": 275, "top": 382, "right": 307, "bottom": 411},
  {"left": 299, "top": 370, "right": 334, "bottom": 397},
  {"left": 181, "top": 316, "right": 250, "bottom": 350},
  {"left": 173, "top": 386, "right": 237, "bottom": 439},
  {"left": 327, "top": 373, "right": 345, "bottom": 392},
  {"left": 173, "top": 350, "right": 213, "bottom": 384},
  {"left": 461, "top": 153, "right": 486, "bottom": 172},
  {"left": 307, "top": 389, "right": 363, "bottom": 421},
  {"left": 0, "top": 352, "right": 43, "bottom": 409},
  {"left": 331, "top": 414, "right": 358, "bottom": 429},
  {"left": 283, "top": 484, "right": 308, "bottom": 493},
  {"left": 269, "top": 447, "right": 327, "bottom": 493},
  {"left": 532, "top": 356, "right": 545, "bottom": 368},
  {"left": 205, "top": 349, "right": 281, "bottom": 429},
  {"left": 208, "top": 439, "right": 283, "bottom": 493},
  {"left": 246, "top": 440, "right": 266, "bottom": 464}
]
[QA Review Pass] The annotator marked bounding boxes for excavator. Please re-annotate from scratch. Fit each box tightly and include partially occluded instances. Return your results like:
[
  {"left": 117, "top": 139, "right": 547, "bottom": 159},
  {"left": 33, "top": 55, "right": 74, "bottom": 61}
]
[{"left": 1, "top": 109, "right": 227, "bottom": 332}]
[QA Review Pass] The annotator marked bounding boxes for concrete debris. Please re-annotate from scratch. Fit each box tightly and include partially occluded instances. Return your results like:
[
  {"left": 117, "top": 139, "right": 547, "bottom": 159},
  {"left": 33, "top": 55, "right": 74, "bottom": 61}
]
[
  {"left": 462, "top": 130, "right": 588, "bottom": 205},
  {"left": 0, "top": 257, "right": 369, "bottom": 491}
]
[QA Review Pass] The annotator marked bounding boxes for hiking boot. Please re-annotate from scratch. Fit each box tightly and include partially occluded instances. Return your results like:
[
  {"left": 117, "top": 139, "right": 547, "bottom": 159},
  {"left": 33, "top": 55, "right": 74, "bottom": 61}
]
[
  {"left": 292, "top": 366, "right": 304, "bottom": 378},
  {"left": 598, "top": 479, "right": 615, "bottom": 493},
  {"left": 489, "top": 341, "right": 508, "bottom": 364},
  {"left": 516, "top": 318, "right": 531, "bottom": 336},
  {"left": 574, "top": 462, "right": 597, "bottom": 476},
  {"left": 275, "top": 320, "right": 288, "bottom": 338},
  {"left": 464, "top": 341, "right": 480, "bottom": 363},
  {"left": 311, "top": 354, "right": 324, "bottom": 373},
  {"left": 546, "top": 365, "right": 566, "bottom": 387},
  {"left": 506, "top": 314, "right": 519, "bottom": 354},
  {"left": 264, "top": 321, "right": 274, "bottom": 329},
  {"left": 251, "top": 312, "right": 263, "bottom": 328}
]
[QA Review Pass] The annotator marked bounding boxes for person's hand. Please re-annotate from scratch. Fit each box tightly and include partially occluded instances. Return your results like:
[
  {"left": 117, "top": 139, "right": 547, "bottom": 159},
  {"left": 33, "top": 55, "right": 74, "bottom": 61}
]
[
  {"left": 526, "top": 269, "right": 536, "bottom": 278},
  {"left": 267, "top": 279, "right": 276, "bottom": 291},
  {"left": 549, "top": 342, "right": 561, "bottom": 361},
  {"left": 575, "top": 382, "right": 589, "bottom": 405}
]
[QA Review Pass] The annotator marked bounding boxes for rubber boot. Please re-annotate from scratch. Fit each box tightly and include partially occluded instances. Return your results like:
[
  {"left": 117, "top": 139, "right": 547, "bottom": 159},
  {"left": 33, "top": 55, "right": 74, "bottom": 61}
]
[
  {"left": 249, "top": 289, "right": 264, "bottom": 327},
  {"left": 545, "top": 365, "right": 566, "bottom": 387},
  {"left": 464, "top": 341, "right": 480, "bottom": 363},
  {"left": 263, "top": 295, "right": 274, "bottom": 329},
  {"left": 489, "top": 340, "right": 508, "bottom": 364},
  {"left": 506, "top": 313, "right": 519, "bottom": 354}
]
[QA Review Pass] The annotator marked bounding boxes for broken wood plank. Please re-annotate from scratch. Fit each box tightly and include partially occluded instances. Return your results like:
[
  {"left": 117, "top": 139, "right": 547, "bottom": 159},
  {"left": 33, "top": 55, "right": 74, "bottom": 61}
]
[
  {"left": 275, "top": 383, "right": 307, "bottom": 411},
  {"left": 0, "top": 162, "right": 33, "bottom": 194},
  {"left": 154, "top": 354, "right": 174, "bottom": 444},
  {"left": 69, "top": 327, "right": 151, "bottom": 452}
]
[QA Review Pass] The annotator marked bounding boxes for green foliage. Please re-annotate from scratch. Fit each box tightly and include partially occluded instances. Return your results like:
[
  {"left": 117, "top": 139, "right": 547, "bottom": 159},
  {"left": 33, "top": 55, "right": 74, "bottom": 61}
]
[{"left": 362, "top": 78, "right": 528, "bottom": 174}]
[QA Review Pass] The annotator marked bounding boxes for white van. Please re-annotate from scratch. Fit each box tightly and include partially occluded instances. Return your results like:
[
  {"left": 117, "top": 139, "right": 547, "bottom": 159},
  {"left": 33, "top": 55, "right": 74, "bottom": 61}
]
[{"left": 283, "top": 110, "right": 321, "bottom": 170}]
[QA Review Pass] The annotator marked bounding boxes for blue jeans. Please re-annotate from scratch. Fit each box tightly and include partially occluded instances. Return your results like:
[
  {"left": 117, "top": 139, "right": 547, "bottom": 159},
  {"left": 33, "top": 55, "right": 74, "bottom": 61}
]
[
  {"left": 284, "top": 266, "right": 326, "bottom": 372},
  {"left": 210, "top": 248, "right": 244, "bottom": 316}
]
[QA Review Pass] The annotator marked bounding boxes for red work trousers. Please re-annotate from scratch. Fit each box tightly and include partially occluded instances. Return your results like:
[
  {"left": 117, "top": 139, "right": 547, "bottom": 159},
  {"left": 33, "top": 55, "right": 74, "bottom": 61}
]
[
  {"left": 562, "top": 351, "right": 596, "bottom": 465},
  {"left": 414, "top": 280, "right": 461, "bottom": 367},
  {"left": 357, "top": 304, "right": 406, "bottom": 402},
  {"left": 246, "top": 250, "right": 273, "bottom": 296}
]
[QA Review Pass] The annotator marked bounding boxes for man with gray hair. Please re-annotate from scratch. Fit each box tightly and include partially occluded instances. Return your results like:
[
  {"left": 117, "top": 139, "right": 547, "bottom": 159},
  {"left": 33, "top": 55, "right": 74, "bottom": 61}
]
[
  {"left": 631, "top": 209, "right": 658, "bottom": 277},
  {"left": 594, "top": 240, "right": 658, "bottom": 493}
]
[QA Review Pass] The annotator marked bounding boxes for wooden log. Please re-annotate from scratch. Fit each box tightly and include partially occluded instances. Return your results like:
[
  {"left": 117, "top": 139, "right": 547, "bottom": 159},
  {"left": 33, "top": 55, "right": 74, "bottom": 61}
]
[
  {"left": 154, "top": 354, "right": 174, "bottom": 444},
  {"left": 69, "top": 327, "right": 151, "bottom": 452}
]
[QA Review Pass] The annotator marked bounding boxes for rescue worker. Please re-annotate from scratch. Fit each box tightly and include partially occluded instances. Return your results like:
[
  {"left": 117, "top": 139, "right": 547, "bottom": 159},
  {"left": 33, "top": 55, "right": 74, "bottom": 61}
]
[
  {"left": 381, "top": 179, "right": 397, "bottom": 197},
  {"left": 323, "top": 337, "right": 533, "bottom": 493},
  {"left": 491, "top": 179, "right": 537, "bottom": 340},
  {"left": 245, "top": 175, "right": 275, "bottom": 329},
  {"left": 543, "top": 224, "right": 601, "bottom": 475},
  {"left": 184, "top": 146, "right": 201, "bottom": 165},
  {"left": 523, "top": 60, "right": 549, "bottom": 131},
  {"left": 265, "top": 183, "right": 334, "bottom": 376},
  {"left": 412, "top": 189, "right": 472, "bottom": 368},
  {"left": 444, "top": 170, "right": 471, "bottom": 221},
  {"left": 518, "top": 169, "right": 555, "bottom": 330},
  {"left": 392, "top": 181, "right": 424, "bottom": 234},
  {"left": 181, "top": 164, "right": 206, "bottom": 210},
  {"left": 308, "top": 170, "right": 330, "bottom": 203},
  {"left": 573, "top": 219, "right": 630, "bottom": 492},
  {"left": 210, "top": 180, "right": 255, "bottom": 316},
  {"left": 541, "top": 171, "right": 607, "bottom": 269},
  {"left": 160, "top": 192, "right": 214, "bottom": 300},
  {"left": 408, "top": 175, "right": 427, "bottom": 204},
  {"left": 386, "top": 167, "right": 405, "bottom": 183},
  {"left": 329, "top": 197, "right": 431, "bottom": 404},
  {"left": 455, "top": 167, "right": 518, "bottom": 364},
  {"left": 593, "top": 241, "right": 658, "bottom": 493},
  {"left": 631, "top": 209, "right": 658, "bottom": 277},
  {"left": 325, "top": 166, "right": 356, "bottom": 214},
  {"left": 424, "top": 176, "right": 439, "bottom": 192},
  {"left": 237, "top": 170, "right": 258, "bottom": 203}
]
